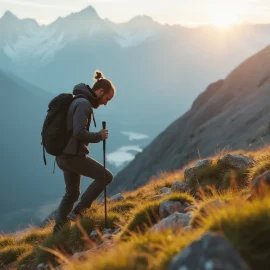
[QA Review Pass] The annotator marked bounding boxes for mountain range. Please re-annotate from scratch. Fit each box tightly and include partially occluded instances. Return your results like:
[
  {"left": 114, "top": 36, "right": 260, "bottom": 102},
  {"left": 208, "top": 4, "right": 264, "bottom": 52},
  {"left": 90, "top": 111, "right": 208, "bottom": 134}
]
[{"left": 1, "top": 6, "right": 270, "bottom": 137}]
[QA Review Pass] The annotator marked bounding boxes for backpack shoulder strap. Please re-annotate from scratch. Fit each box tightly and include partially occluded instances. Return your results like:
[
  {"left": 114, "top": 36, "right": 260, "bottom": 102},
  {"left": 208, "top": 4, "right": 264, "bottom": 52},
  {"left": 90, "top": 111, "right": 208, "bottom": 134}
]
[{"left": 72, "top": 95, "right": 96, "bottom": 129}]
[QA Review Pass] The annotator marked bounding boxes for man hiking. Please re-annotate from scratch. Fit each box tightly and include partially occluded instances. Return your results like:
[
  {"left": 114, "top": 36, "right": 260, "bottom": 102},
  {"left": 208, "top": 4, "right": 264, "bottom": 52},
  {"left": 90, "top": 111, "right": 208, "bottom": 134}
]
[{"left": 53, "top": 70, "right": 115, "bottom": 234}]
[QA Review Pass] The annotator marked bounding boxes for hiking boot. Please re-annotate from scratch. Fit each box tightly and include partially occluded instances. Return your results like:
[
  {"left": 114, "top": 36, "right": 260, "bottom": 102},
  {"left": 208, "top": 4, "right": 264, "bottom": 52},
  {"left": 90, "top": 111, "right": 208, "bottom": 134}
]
[{"left": 67, "top": 210, "right": 83, "bottom": 222}]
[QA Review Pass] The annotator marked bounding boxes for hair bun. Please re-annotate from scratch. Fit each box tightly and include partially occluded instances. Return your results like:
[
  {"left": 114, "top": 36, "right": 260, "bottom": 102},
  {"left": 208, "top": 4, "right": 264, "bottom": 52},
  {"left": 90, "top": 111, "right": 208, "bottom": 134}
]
[{"left": 94, "top": 70, "right": 104, "bottom": 80}]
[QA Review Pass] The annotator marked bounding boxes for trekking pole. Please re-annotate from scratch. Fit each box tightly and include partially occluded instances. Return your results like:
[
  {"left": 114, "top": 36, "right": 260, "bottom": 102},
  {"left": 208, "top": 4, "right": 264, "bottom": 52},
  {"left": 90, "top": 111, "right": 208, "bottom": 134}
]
[{"left": 102, "top": 121, "right": 108, "bottom": 228}]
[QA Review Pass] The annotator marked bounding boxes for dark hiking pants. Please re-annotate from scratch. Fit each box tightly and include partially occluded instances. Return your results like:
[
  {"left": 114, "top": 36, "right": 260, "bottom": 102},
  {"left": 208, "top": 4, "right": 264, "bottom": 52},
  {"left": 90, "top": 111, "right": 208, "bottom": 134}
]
[{"left": 54, "top": 155, "right": 113, "bottom": 232}]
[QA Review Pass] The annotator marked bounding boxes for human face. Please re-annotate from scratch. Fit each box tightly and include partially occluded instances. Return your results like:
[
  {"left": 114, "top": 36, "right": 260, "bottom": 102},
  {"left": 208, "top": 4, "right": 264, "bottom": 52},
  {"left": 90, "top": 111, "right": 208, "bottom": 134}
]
[{"left": 93, "top": 88, "right": 114, "bottom": 108}]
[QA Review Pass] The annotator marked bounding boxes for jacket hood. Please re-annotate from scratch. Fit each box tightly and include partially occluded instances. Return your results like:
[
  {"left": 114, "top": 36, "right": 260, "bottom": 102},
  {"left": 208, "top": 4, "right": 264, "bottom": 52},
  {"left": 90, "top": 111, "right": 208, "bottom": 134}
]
[{"left": 72, "top": 83, "right": 98, "bottom": 104}]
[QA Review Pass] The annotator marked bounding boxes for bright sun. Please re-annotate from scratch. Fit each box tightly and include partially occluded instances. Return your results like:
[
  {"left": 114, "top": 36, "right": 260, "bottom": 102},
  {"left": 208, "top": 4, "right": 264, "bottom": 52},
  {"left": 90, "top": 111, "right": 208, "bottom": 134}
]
[
  {"left": 211, "top": 14, "right": 240, "bottom": 28},
  {"left": 208, "top": 4, "right": 242, "bottom": 29}
]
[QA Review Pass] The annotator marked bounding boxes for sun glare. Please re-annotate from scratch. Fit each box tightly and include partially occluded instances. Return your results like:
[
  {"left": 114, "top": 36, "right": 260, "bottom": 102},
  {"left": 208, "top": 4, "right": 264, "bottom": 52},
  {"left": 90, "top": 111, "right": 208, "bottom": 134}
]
[
  {"left": 208, "top": 4, "right": 242, "bottom": 29},
  {"left": 211, "top": 14, "right": 241, "bottom": 29}
]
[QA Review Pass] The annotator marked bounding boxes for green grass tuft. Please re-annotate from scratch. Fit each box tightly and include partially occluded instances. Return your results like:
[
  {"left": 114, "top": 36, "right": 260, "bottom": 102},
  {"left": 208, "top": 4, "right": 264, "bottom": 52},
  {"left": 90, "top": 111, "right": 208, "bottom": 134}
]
[
  {"left": 162, "top": 192, "right": 194, "bottom": 204},
  {"left": 120, "top": 201, "right": 160, "bottom": 239},
  {"left": 0, "top": 235, "right": 16, "bottom": 250},
  {"left": 16, "top": 247, "right": 35, "bottom": 267},
  {"left": 108, "top": 200, "right": 136, "bottom": 214},
  {"left": 0, "top": 244, "right": 32, "bottom": 265},
  {"left": 188, "top": 158, "right": 249, "bottom": 192},
  {"left": 67, "top": 229, "right": 203, "bottom": 270},
  {"left": 202, "top": 197, "right": 270, "bottom": 270},
  {"left": 36, "top": 224, "right": 72, "bottom": 265},
  {"left": 68, "top": 212, "right": 120, "bottom": 251},
  {"left": 18, "top": 227, "right": 51, "bottom": 245},
  {"left": 248, "top": 153, "right": 270, "bottom": 182}
]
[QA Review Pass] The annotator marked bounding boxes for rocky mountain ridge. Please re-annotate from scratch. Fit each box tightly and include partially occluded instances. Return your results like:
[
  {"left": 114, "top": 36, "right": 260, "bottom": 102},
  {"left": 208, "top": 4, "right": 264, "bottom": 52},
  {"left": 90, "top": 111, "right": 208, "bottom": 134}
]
[{"left": 108, "top": 44, "right": 270, "bottom": 195}]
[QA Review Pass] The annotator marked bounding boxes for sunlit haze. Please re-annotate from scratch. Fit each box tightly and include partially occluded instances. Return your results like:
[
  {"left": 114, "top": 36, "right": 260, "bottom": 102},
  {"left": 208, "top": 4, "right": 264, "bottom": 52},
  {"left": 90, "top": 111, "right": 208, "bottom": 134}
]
[{"left": 0, "top": 0, "right": 269, "bottom": 27}]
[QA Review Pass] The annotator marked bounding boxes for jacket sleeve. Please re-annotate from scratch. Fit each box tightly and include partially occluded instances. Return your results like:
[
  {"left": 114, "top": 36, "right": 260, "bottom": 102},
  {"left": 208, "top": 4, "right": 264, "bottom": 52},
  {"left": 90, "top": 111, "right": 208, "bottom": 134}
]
[{"left": 72, "top": 100, "right": 102, "bottom": 143}]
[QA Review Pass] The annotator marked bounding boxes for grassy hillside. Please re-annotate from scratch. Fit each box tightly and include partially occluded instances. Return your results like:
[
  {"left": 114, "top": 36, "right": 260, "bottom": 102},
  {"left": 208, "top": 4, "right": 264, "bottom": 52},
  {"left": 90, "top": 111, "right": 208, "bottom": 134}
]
[{"left": 1, "top": 145, "right": 270, "bottom": 270}]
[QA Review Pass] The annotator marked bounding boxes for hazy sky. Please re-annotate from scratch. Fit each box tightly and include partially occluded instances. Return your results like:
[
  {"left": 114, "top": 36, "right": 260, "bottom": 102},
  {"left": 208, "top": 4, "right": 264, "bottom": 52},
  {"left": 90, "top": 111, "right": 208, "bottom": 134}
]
[{"left": 0, "top": 0, "right": 270, "bottom": 26}]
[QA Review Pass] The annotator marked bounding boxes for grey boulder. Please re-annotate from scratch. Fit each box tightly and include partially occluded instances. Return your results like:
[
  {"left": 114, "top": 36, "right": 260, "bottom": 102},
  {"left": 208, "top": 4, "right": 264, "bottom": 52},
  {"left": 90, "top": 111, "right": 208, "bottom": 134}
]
[
  {"left": 151, "top": 212, "right": 191, "bottom": 232},
  {"left": 169, "top": 233, "right": 250, "bottom": 270}
]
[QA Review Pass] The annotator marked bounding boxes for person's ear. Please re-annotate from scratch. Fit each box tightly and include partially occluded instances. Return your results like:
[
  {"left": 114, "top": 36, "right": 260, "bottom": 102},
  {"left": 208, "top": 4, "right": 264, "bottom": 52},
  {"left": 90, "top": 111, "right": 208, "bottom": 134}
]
[{"left": 96, "top": 88, "right": 104, "bottom": 97}]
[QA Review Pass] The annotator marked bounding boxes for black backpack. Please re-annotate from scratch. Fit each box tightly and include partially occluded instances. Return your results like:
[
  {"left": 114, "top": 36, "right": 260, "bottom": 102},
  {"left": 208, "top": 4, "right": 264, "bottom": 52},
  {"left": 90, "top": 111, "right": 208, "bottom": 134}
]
[{"left": 41, "top": 93, "right": 94, "bottom": 168}]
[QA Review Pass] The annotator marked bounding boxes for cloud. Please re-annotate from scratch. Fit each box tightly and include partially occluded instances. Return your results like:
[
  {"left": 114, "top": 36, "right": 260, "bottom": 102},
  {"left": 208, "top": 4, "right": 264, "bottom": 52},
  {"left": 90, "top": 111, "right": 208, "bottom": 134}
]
[
  {"left": 0, "top": 0, "right": 73, "bottom": 10},
  {"left": 107, "top": 145, "right": 142, "bottom": 167},
  {"left": 121, "top": 131, "right": 149, "bottom": 141}
]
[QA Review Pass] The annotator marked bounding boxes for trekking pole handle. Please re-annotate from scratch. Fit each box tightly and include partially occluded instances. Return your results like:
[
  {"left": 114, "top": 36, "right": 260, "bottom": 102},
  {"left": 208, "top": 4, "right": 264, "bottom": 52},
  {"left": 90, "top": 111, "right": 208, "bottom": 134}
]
[{"left": 102, "top": 121, "right": 106, "bottom": 130}]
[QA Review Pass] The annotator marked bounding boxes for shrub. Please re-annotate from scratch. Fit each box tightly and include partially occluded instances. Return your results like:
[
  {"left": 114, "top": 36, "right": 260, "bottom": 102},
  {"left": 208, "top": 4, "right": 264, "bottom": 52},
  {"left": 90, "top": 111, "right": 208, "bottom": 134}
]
[{"left": 120, "top": 201, "right": 160, "bottom": 239}]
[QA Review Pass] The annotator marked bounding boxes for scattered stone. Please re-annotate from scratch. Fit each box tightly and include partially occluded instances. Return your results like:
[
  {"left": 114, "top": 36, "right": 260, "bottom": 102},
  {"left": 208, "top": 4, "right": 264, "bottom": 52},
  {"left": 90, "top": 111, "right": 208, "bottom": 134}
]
[
  {"left": 196, "top": 159, "right": 213, "bottom": 167},
  {"left": 110, "top": 193, "right": 124, "bottom": 201},
  {"left": 102, "top": 228, "right": 113, "bottom": 235},
  {"left": 159, "top": 187, "right": 171, "bottom": 194},
  {"left": 250, "top": 170, "right": 270, "bottom": 199},
  {"left": 89, "top": 230, "right": 99, "bottom": 240},
  {"left": 218, "top": 154, "right": 255, "bottom": 169},
  {"left": 168, "top": 233, "right": 250, "bottom": 270},
  {"left": 72, "top": 249, "right": 95, "bottom": 260},
  {"left": 171, "top": 181, "right": 190, "bottom": 193},
  {"left": 37, "top": 263, "right": 49, "bottom": 270},
  {"left": 71, "top": 240, "right": 114, "bottom": 261},
  {"left": 102, "top": 234, "right": 113, "bottom": 241},
  {"left": 113, "top": 227, "right": 121, "bottom": 234},
  {"left": 184, "top": 159, "right": 213, "bottom": 183},
  {"left": 159, "top": 200, "right": 187, "bottom": 219},
  {"left": 151, "top": 212, "right": 191, "bottom": 232}
]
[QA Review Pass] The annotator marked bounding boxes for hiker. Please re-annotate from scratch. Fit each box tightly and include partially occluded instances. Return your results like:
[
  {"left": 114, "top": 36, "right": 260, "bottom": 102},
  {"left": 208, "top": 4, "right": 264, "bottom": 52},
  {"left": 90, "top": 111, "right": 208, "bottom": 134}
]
[{"left": 53, "top": 70, "right": 116, "bottom": 233}]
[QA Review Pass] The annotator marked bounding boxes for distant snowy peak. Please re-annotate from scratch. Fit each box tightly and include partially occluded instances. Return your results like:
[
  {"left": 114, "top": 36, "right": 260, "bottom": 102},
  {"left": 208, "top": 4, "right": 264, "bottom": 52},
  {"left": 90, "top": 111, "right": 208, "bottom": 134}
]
[
  {"left": 109, "top": 15, "right": 160, "bottom": 47},
  {"left": 127, "top": 15, "right": 158, "bottom": 28},
  {"left": 48, "top": 5, "right": 104, "bottom": 36},
  {"left": 3, "top": 28, "right": 75, "bottom": 66},
  {"left": 0, "top": 11, "right": 18, "bottom": 23},
  {"left": 115, "top": 29, "right": 156, "bottom": 48},
  {"left": 0, "top": 10, "right": 38, "bottom": 27},
  {"left": 0, "top": 11, "right": 40, "bottom": 46}
]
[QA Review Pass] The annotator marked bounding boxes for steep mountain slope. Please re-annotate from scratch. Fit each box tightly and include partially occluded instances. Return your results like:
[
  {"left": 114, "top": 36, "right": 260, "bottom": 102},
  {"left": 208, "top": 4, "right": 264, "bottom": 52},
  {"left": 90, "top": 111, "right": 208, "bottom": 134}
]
[{"left": 108, "top": 45, "right": 270, "bottom": 195}]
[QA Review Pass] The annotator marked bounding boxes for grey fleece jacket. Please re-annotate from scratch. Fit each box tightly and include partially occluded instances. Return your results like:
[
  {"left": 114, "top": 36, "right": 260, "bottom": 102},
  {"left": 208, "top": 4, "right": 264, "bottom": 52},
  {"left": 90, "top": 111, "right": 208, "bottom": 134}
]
[{"left": 61, "top": 83, "right": 102, "bottom": 156}]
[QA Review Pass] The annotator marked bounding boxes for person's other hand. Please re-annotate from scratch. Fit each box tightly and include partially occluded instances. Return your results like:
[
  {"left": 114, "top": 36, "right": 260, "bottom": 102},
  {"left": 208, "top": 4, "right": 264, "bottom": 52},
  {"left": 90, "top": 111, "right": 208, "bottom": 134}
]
[{"left": 99, "top": 129, "right": 109, "bottom": 140}]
